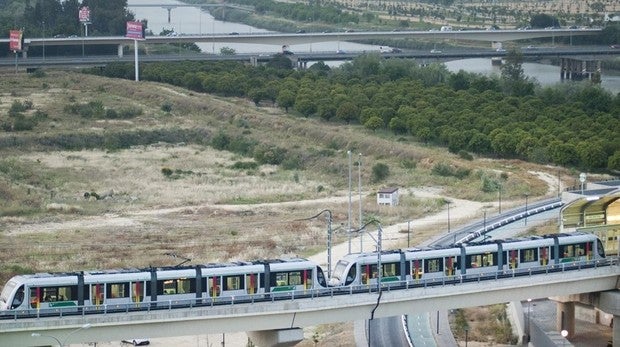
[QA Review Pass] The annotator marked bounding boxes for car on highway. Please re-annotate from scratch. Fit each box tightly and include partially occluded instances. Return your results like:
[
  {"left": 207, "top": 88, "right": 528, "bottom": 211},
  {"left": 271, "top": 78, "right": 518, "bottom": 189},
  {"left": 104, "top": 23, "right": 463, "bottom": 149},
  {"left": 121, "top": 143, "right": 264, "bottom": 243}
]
[
  {"left": 611, "top": 44, "right": 620, "bottom": 49},
  {"left": 122, "top": 339, "right": 150, "bottom": 346},
  {"left": 430, "top": 49, "right": 442, "bottom": 54}
]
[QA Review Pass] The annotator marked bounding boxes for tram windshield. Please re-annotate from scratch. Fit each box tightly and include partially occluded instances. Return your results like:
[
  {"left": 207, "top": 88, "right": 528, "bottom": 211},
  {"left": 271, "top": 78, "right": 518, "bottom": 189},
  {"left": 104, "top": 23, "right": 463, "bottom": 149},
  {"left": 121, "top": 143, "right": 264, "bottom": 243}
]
[
  {"left": 0, "top": 280, "right": 17, "bottom": 305},
  {"left": 331, "top": 260, "right": 349, "bottom": 282}
]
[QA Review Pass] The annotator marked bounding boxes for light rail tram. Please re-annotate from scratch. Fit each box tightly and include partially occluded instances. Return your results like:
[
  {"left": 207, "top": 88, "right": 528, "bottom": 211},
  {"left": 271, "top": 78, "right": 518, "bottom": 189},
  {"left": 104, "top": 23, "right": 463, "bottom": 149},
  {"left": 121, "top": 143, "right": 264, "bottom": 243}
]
[{"left": 0, "top": 232, "right": 608, "bottom": 318}]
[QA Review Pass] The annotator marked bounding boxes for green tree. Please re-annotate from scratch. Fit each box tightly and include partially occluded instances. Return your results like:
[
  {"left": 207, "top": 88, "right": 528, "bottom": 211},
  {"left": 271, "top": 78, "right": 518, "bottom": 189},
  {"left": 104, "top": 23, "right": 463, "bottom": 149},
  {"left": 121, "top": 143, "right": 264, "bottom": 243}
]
[
  {"left": 220, "top": 47, "right": 236, "bottom": 55},
  {"left": 336, "top": 101, "right": 359, "bottom": 124},
  {"left": 364, "top": 116, "right": 383, "bottom": 132},
  {"left": 276, "top": 89, "right": 296, "bottom": 112}
]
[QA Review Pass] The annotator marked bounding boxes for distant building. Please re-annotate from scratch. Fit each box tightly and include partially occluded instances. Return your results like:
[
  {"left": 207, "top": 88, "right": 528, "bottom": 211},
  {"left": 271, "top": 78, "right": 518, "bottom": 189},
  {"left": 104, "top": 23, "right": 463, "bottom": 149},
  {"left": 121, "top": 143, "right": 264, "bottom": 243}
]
[{"left": 377, "top": 187, "right": 399, "bottom": 206}]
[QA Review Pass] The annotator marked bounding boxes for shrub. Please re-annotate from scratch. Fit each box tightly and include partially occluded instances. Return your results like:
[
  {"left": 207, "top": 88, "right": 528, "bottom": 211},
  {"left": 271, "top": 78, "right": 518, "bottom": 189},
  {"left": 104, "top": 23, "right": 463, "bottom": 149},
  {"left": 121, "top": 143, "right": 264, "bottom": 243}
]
[
  {"left": 12, "top": 115, "right": 36, "bottom": 131},
  {"left": 161, "top": 102, "right": 173, "bottom": 112},
  {"left": 371, "top": 163, "right": 390, "bottom": 182},
  {"left": 161, "top": 167, "right": 173, "bottom": 177},
  {"left": 458, "top": 150, "right": 473, "bottom": 161},
  {"left": 432, "top": 163, "right": 470, "bottom": 179},
  {"left": 230, "top": 161, "right": 259, "bottom": 170}
]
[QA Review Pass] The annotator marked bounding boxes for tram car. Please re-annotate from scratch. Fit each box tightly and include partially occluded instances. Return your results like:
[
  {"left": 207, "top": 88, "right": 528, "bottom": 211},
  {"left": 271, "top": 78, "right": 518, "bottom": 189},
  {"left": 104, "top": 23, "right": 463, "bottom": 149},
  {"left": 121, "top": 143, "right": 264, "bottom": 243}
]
[
  {"left": 0, "top": 258, "right": 327, "bottom": 314},
  {"left": 329, "top": 232, "right": 606, "bottom": 286}
]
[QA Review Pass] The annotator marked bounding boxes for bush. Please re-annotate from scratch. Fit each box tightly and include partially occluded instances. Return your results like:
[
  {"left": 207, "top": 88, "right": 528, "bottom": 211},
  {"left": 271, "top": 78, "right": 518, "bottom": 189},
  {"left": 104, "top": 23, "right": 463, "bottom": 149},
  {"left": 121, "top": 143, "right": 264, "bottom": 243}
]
[
  {"left": 371, "top": 163, "right": 390, "bottom": 182},
  {"left": 230, "top": 161, "right": 259, "bottom": 170},
  {"left": 161, "top": 102, "right": 173, "bottom": 112},
  {"left": 458, "top": 150, "right": 473, "bottom": 161},
  {"left": 432, "top": 163, "right": 470, "bottom": 179},
  {"left": 161, "top": 167, "right": 173, "bottom": 177}
]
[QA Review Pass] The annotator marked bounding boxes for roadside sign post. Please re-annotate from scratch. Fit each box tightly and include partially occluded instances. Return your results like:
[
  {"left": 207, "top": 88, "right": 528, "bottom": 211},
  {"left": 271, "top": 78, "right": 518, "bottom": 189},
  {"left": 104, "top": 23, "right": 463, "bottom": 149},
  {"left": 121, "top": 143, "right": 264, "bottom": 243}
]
[
  {"left": 126, "top": 21, "right": 144, "bottom": 81},
  {"left": 9, "top": 30, "right": 22, "bottom": 73},
  {"left": 79, "top": 7, "right": 91, "bottom": 59}
]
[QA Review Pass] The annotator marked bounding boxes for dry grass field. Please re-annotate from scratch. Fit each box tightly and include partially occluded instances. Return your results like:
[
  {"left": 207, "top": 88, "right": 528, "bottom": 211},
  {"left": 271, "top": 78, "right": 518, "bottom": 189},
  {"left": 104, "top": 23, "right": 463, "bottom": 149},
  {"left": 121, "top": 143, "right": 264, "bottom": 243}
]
[{"left": 0, "top": 70, "right": 605, "bottom": 345}]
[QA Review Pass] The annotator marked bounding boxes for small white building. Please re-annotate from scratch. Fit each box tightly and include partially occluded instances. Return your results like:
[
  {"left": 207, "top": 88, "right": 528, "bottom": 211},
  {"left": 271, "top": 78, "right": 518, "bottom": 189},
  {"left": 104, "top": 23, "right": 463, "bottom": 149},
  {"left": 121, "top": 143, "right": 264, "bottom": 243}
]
[{"left": 377, "top": 187, "right": 399, "bottom": 206}]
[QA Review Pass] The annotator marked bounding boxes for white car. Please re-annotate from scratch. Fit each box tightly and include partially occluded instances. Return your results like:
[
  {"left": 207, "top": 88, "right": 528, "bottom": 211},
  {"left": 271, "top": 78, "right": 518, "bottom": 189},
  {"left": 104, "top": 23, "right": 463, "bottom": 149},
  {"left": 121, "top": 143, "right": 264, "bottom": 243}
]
[{"left": 430, "top": 49, "right": 442, "bottom": 54}]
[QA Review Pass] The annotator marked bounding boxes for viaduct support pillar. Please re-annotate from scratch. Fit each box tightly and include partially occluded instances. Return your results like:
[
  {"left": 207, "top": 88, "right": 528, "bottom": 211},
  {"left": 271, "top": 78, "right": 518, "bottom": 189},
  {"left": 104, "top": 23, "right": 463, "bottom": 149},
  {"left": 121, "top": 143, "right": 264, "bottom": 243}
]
[
  {"left": 596, "top": 291, "right": 620, "bottom": 347},
  {"left": 247, "top": 328, "right": 304, "bottom": 347},
  {"left": 118, "top": 44, "right": 124, "bottom": 58},
  {"left": 556, "top": 301, "right": 576, "bottom": 338}
]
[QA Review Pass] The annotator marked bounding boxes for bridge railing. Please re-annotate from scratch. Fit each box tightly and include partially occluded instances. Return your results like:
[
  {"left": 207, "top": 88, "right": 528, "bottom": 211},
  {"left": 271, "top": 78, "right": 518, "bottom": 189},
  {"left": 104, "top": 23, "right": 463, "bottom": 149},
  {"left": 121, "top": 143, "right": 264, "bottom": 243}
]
[{"left": 1, "top": 257, "right": 617, "bottom": 322}]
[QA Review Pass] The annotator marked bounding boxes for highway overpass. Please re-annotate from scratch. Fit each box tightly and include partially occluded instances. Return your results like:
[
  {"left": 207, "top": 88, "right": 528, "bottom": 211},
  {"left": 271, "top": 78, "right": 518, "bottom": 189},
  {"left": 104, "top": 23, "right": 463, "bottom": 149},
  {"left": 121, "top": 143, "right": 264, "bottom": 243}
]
[
  {"left": 1, "top": 261, "right": 618, "bottom": 346},
  {"left": 0, "top": 28, "right": 602, "bottom": 53},
  {"left": 1, "top": 46, "right": 618, "bottom": 70}
]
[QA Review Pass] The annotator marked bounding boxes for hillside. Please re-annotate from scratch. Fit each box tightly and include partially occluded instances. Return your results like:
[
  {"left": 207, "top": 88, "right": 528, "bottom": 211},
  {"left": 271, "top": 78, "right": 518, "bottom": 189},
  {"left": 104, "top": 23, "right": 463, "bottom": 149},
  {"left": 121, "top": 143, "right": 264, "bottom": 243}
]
[
  {"left": 1, "top": 68, "right": 615, "bottom": 346},
  {"left": 0, "top": 69, "right": 597, "bottom": 279}
]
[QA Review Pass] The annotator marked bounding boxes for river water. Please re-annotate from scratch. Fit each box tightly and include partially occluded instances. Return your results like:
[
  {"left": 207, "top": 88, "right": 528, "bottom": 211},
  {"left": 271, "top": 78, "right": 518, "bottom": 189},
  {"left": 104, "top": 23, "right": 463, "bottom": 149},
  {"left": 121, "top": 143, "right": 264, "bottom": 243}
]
[{"left": 128, "top": 0, "right": 620, "bottom": 94}]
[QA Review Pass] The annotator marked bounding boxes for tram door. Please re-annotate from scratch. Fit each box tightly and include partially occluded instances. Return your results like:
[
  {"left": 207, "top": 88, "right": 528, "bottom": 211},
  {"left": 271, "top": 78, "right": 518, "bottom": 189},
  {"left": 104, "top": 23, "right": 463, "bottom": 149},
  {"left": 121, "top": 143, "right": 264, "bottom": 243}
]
[
  {"left": 246, "top": 274, "right": 257, "bottom": 294},
  {"left": 207, "top": 276, "right": 221, "bottom": 298},
  {"left": 539, "top": 247, "right": 549, "bottom": 266},
  {"left": 132, "top": 281, "right": 144, "bottom": 303},
  {"left": 91, "top": 284, "right": 104, "bottom": 306}
]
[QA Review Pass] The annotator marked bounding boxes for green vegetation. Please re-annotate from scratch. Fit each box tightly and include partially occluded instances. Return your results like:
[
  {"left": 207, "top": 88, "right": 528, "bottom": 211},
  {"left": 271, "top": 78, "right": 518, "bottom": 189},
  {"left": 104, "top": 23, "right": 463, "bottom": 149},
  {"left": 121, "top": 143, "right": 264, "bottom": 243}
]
[{"left": 86, "top": 55, "right": 620, "bottom": 172}]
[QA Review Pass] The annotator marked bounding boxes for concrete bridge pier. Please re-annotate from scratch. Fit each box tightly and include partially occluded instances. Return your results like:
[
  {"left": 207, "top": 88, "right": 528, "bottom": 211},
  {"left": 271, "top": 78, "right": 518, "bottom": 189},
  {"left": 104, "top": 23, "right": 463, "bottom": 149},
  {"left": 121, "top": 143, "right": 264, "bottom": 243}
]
[
  {"left": 596, "top": 291, "right": 620, "bottom": 347},
  {"left": 247, "top": 328, "right": 304, "bottom": 347},
  {"left": 118, "top": 44, "right": 124, "bottom": 58},
  {"left": 556, "top": 300, "right": 576, "bottom": 338}
]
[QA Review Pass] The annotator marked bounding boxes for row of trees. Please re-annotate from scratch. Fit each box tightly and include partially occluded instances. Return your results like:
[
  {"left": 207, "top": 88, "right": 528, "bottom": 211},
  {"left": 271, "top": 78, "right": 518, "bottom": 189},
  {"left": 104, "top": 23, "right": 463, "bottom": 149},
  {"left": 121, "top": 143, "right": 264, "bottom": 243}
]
[{"left": 88, "top": 51, "right": 620, "bottom": 172}]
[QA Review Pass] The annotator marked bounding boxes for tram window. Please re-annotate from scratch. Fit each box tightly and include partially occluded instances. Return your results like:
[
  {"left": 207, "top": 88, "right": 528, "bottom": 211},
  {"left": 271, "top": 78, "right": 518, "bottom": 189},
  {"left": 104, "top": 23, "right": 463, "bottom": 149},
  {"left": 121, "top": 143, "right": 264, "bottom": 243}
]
[
  {"left": 425, "top": 258, "right": 443, "bottom": 273},
  {"left": 382, "top": 263, "right": 399, "bottom": 277},
  {"left": 467, "top": 253, "right": 495, "bottom": 268},
  {"left": 288, "top": 271, "right": 302, "bottom": 285},
  {"left": 177, "top": 278, "right": 191, "bottom": 294},
  {"left": 11, "top": 286, "right": 24, "bottom": 309},
  {"left": 224, "top": 275, "right": 244, "bottom": 290},
  {"left": 560, "top": 245, "right": 575, "bottom": 258},
  {"left": 574, "top": 243, "right": 586, "bottom": 256},
  {"left": 345, "top": 266, "right": 356, "bottom": 285},
  {"left": 108, "top": 283, "right": 128, "bottom": 298},
  {"left": 520, "top": 248, "right": 537, "bottom": 262},
  {"left": 316, "top": 267, "right": 326, "bottom": 287},
  {"left": 275, "top": 273, "right": 288, "bottom": 286},
  {"left": 37, "top": 286, "right": 77, "bottom": 302}
]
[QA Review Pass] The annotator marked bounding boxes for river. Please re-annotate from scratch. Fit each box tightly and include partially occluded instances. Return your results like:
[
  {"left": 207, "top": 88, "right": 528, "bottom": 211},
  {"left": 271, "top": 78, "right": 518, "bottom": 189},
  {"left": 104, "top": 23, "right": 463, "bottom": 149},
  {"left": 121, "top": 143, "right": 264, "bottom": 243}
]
[{"left": 128, "top": 0, "right": 620, "bottom": 94}]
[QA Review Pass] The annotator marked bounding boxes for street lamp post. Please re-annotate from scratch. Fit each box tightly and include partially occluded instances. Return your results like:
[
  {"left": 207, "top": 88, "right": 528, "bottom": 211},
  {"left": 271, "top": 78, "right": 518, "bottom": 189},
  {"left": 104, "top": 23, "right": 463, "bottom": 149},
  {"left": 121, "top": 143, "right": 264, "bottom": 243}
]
[
  {"left": 447, "top": 200, "right": 451, "bottom": 234},
  {"left": 347, "top": 150, "right": 352, "bottom": 254},
  {"left": 465, "top": 326, "right": 469, "bottom": 347},
  {"left": 358, "top": 153, "right": 363, "bottom": 253},
  {"left": 524, "top": 193, "right": 529, "bottom": 226},
  {"left": 498, "top": 185, "right": 502, "bottom": 214},
  {"left": 41, "top": 21, "right": 45, "bottom": 61},
  {"left": 32, "top": 323, "right": 92, "bottom": 346},
  {"left": 527, "top": 298, "right": 532, "bottom": 342}
]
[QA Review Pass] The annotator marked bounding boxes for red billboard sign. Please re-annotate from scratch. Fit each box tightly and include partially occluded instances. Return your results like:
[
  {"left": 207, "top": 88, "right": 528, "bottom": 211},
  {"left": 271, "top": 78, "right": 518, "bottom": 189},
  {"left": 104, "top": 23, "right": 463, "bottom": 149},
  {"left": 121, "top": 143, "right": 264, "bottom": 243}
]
[
  {"left": 9, "top": 30, "right": 22, "bottom": 52},
  {"left": 79, "top": 7, "right": 91, "bottom": 23},
  {"left": 126, "top": 21, "right": 143, "bottom": 40}
]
